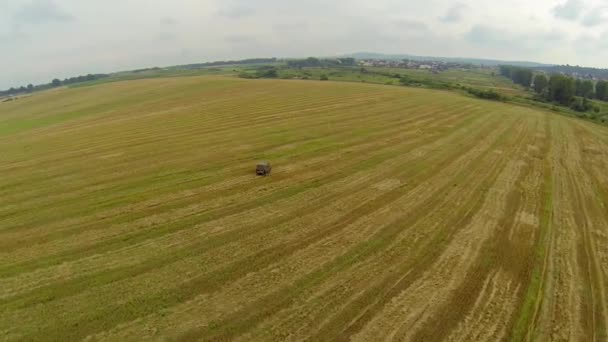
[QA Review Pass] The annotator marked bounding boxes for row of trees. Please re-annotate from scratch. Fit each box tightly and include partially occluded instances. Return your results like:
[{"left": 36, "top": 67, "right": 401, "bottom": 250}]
[
  {"left": 0, "top": 84, "right": 36, "bottom": 97},
  {"left": 500, "top": 65, "right": 608, "bottom": 112},
  {"left": 1, "top": 74, "right": 108, "bottom": 97},
  {"left": 286, "top": 57, "right": 356, "bottom": 68},
  {"left": 533, "top": 74, "right": 596, "bottom": 111},
  {"left": 499, "top": 66, "right": 533, "bottom": 87},
  {"left": 53, "top": 74, "right": 108, "bottom": 87},
  {"left": 533, "top": 74, "right": 606, "bottom": 106},
  {"left": 595, "top": 81, "right": 608, "bottom": 101},
  {"left": 178, "top": 58, "right": 278, "bottom": 70},
  {"left": 535, "top": 64, "right": 608, "bottom": 80},
  {"left": 238, "top": 66, "right": 279, "bottom": 79}
]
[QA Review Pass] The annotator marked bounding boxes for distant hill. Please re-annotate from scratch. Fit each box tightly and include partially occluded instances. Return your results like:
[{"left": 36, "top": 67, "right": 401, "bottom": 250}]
[{"left": 346, "top": 52, "right": 551, "bottom": 68}]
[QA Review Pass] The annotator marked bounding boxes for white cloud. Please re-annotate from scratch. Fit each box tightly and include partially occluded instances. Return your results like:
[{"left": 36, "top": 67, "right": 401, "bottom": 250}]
[
  {"left": 2, "top": 0, "right": 608, "bottom": 89},
  {"left": 160, "top": 17, "right": 178, "bottom": 26},
  {"left": 13, "top": 0, "right": 74, "bottom": 24},
  {"left": 218, "top": 6, "right": 255, "bottom": 19},
  {"left": 441, "top": 3, "right": 469, "bottom": 22},
  {"left": 553, "top": 0, "right": 585, "bottom": 20},
  {"left": 581, "top": 7, "right": 608, "bottom": 26}
]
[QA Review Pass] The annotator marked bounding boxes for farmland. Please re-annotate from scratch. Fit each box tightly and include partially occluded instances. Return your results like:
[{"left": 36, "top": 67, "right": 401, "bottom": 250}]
[{"left": 1, "top": 76, "right": 607, "bottom": 341}]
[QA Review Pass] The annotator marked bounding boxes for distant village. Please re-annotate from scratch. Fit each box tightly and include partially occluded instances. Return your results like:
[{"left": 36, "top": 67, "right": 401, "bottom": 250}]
[
  {"left": 357, "top": 59, "right": 483, "bottom": 73},
  {"left": 356, "top": 59, "right": 608, "bottom": 81}
]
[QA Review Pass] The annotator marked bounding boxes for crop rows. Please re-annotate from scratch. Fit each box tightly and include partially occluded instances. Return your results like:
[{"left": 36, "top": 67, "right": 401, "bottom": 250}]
[{"left": 0, "top": 77, "right": 606, "bottom": 341}]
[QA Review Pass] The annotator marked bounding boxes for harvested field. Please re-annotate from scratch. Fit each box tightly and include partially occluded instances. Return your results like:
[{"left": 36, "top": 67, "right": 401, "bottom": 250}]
[{"left": 0, "top": 76, "right": 607, "bottom": 341}]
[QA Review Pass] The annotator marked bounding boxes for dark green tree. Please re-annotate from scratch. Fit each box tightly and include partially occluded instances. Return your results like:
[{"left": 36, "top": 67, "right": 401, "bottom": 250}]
[
  {"left": 52, "top": 79, "right": 62, "bottom": 87},
  {"left": 498, "top": 65, "right": 513, "bottom": 78},
  {"left": 305, "top": 57, "right": 321, "bottom": 67},
  {"left": 499, "top": 65, "right": 533, "bottom": 87},
  {"left": 574, "top": 79, "right": 594, "bottom": 98},
  {"left": 571, "top": 97, "right": 594, "bottom": 112},
  {"left": 548, "top": 74, "right": 575, "bottom": 105},
  {"left": 583, "top": 97, "right": 592, "bottom": 110},
  {"left": 256, "top": 67, "right": 278, "bottom": 78},
  {"left": 533, "top": 74, "right": 548, "bottom": 94},
  {"left": 511, "top": 68, "right": 533, "bottom": 87},
  {"left": 575, "top": 79, "right": 583, "bottom": 96},
  {"left": 596, "top": 81, "right": 608, "bottom": 101},
  {"left": 337, "top": 58, "right": 356, "bottom": 66},
  {"left": 579, "top": 80, "right": 594, "bottom": 98}
]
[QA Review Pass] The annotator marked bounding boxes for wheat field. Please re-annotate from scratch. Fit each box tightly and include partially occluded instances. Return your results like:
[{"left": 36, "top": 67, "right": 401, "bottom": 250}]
[{"left": 0, "top": 76, "right": 607, "bottom": 341}]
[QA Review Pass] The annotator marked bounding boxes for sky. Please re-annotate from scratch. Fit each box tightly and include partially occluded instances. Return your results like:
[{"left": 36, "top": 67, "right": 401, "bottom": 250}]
[{"left": 2, "top": 0, "right": 608, "bottom": 88}]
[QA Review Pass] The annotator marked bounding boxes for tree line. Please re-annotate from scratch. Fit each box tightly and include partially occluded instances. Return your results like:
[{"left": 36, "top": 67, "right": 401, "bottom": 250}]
[
  {"left": 286, "top": 57, "right": 356, "bottom": 68},
  {"left": 500, "top": 65, "right": 607, "bottom": 112},
  {"left": 1, "top": 74, "right": 108, "bottom": 97},
  {"left": 535, "top": 64, "right": 608, "bottom": 80},
  {"left": 177, "top": 58, "right": 278, "bottom": 70},
  {"left": 499, "top": 66, "right": 533, "bottom": 88}
]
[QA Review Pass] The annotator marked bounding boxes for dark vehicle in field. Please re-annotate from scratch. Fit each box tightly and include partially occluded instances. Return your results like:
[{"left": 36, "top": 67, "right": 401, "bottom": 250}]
[{"left": 256, "top": 161, "right": 271, "bottom": 176}]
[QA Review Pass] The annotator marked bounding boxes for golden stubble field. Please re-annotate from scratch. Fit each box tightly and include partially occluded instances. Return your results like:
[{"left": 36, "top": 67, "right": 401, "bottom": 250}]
[{"left": 0, "top": 76, "right": 607, "bottom": 341}]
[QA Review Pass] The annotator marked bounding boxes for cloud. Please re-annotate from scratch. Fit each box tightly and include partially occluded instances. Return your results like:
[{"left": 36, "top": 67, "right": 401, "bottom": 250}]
[
  {"left": 224, "top": 35, "right": 256, "bottom": 44},
  {"left": 581, "top": 8, "right": 607, "bottom": 27},
  {"left": 466, "top": 25, "right": 565, "bottom": 52},
  {"left": 217, "top": 6, "right": 255, "bottom": 19},
  {"left": 13, "top": 0, "right": 74, "bottom": 24},
  {"left": 160, "top": 17, "right": 178, "bottom": 26},
  {"left": 441, "top": 3, "right": 469, "bottom": 23},
  {"left": 157, "top": 31, "right": 178, "bottom": 42},
  {"left": 4, "top": 0, "right": 608, "bottom": 89},
  {"left": 573, "top": 32, "right": 608, "bottom": 55},
  {"left": 272, "top": 22, "right": 309, "bottom": 33},
  {"left": 0, "top": 28, "right": 28, "bottom": 44},
  {"left": 0, "top": 0, "right": 73, "bottom": 46},
  {"left": 466, "top": 25, "right": 515, "bottom": 47},
  {"left": 553, "top": 0, "right": 584, "bottom": 21},
  {"left": 156, "top": 17, "right": 179, "bottom": 43},
  {"left": 392, "top": 19, "right": 428, "bottom": 32}
]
